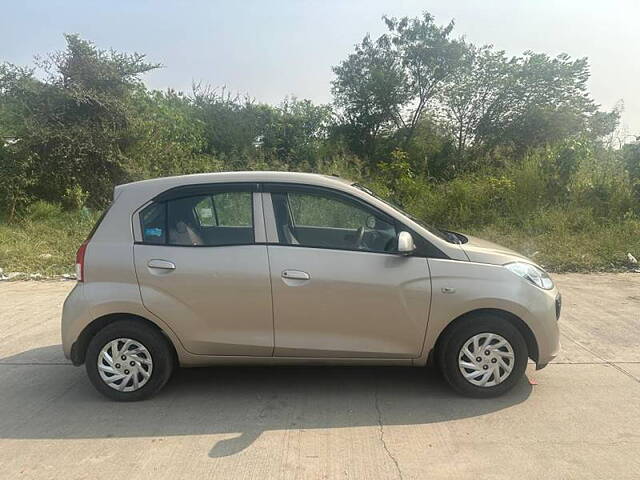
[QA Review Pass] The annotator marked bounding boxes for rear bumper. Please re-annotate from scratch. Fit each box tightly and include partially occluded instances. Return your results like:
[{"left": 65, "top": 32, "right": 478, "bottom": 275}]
[{"left": 61, "top": 283, "right": 90, "bottom": 362}]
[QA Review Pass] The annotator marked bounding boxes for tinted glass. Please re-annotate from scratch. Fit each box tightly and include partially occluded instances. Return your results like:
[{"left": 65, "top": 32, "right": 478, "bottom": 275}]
[
  {"left": 352, "top": 183, "right": 451, "bottom": 242},
  {"left": 167, "top": 195, "right": 208, "bottom": 246},
  {"left": 194, "top": 196, "right": 215, "bottom": 227},
  {"left": 166, "top": 192, "right": 254, "bottom": 246},
  {"left": 140, "top": 202, "right": 166, "bottom": 244},
  {"left": 289, "top": 193, "right": 370, "bottom": 228},
  {"left": 140, "top": 191, "right": 254, "bottom": 246},
  {"left": 272, "top": 191, "right": 396, "bottom": 253},
  {"left": 213, "top": 192, "right": 252, "bottom": 226}
]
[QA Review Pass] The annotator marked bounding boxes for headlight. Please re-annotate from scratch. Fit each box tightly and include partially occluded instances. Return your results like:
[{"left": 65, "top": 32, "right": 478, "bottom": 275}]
[{"left": 505, "top": 262, "right": 554, "bottom": 290}]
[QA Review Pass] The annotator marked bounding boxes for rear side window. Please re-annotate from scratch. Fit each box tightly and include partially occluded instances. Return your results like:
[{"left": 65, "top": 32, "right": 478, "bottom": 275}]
[
  {"left": 193, "top": 192, "right": 253, "bottom": 227},
  {"left": 139, "top": 190, "right": 254, "bottom": 247},
  {"left": 194, "top": 196, "right": 215, "bottom": 226},
  {"left": 213, "top": 192, "right": 252, "bottom": 226}
]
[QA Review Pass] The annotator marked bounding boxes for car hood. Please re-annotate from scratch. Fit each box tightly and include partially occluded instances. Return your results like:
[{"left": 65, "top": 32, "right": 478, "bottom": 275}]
[{"left": 457, "top": 233, "right": 539, "bottom": 267}]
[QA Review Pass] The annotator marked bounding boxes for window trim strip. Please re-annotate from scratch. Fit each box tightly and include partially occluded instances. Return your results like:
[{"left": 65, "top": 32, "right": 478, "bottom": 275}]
[{"left": 152, "top": 182, "right": 260, "bottom": 203}]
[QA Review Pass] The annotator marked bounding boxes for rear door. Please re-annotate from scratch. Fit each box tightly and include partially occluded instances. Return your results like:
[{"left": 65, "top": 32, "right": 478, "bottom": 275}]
[{"left": 133, "top": 184, "right": 274, "bottom": 356}]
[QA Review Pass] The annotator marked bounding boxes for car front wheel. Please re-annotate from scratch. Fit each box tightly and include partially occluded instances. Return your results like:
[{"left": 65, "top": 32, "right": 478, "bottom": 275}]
[
  {"left": 85, "top": 320, "right": 174, "bottom": 401},
  {"left": 437, "top": 315, "right": 528, "bottom": 398}
]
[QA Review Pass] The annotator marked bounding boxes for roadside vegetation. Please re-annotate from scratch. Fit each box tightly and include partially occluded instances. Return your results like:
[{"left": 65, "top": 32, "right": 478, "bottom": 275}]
[
  {"left": 0, "top": 202, "right": 99, "bottom": 277},
  {"left": 1, "top": 12, "right": 639, "bottom": 276}
]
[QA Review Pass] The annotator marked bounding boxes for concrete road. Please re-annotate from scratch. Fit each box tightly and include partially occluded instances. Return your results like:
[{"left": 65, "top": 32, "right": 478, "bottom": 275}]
[{"left": 0, "top": 274, "right": 639, "bottom": 479}]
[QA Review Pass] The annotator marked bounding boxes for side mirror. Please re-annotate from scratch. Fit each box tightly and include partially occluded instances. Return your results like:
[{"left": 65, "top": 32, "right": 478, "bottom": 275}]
[{"left": 397, "top": 231, "right": 416, "bottom": 255}]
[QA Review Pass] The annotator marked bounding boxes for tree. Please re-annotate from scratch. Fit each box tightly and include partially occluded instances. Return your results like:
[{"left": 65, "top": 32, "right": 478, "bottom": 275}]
[
  {"left": 0, "top": 34, "right": 159, "bottom": 208},
  {"left": 193, "top": 86, "right": 332, "bottom": 168},
  {"left": 258, "top": 97, "right": 332, "bottom": 167},
  {"left": 440, "top": 45, "right": 510, "bottom": 158},
  {"left": 438, "top": 45, "right": 617, "bottom": 161},
  {"left": 331, "top": 34, "right": 407, "bottom": 158},
  {"left": 622, "top": 142, "right": 640, "bottom": 201},
  {"left": 384, "top": 13, "right": 465, "bottom": 145},
  {"left": 126, "top": 89, "right": 215, "bottom": 178},
  {"left": 476, "top": 52, "right": 602, "bottom": 151},
  {"left": 332, "top": 13, "right": 465, "bottom": 162},
  {"left": 0, "top": 65, "right": 36, "bottom": 217},
  {"left": 192, "top": 85, "right": 266, "bottom": 157}
]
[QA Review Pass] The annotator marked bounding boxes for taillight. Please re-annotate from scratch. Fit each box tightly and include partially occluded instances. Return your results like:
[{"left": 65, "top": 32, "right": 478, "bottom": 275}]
[{"left": 75, "top": 241, "right": 88, "bottom": 282}]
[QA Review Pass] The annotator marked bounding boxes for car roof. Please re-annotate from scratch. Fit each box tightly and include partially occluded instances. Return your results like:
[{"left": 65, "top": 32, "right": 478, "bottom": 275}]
[{"left": 115, "top": 171, "right": 353, "bottom": 199}]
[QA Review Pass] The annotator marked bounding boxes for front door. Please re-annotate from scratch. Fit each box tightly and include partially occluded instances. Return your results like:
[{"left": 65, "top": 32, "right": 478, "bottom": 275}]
[
  {"left": 134, "top": 186, "right": 273, "bottom": 356},
  {"left": 265, "top": 186, "right": 432, "bottom": 358}
]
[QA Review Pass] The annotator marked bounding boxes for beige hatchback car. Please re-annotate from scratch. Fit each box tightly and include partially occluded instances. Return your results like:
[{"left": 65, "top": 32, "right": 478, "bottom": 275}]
[{"left": 62, "top": 171, "right": 560, "bottom": 401}]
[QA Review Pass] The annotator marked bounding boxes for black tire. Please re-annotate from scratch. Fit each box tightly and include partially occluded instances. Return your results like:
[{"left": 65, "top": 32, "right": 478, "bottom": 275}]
[
  {"left": 437, "top": 314, "right": 528, "bottom": 398},
  {"left": 85, "top": 320, "right": 175, "bottom": 401}
]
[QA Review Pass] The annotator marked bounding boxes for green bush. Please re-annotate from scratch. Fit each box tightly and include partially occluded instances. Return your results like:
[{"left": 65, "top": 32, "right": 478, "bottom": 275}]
[
  {"left": 24, "top": 201, "right": 64, "bottom": 221},
  {"left": 568, "top": 153, "right": 634, "bottom": 219}
]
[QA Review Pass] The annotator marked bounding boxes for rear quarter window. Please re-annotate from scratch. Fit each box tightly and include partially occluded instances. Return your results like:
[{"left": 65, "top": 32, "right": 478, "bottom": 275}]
[{"left": 140, "top": 203, "right": 166, "bottom": 244}]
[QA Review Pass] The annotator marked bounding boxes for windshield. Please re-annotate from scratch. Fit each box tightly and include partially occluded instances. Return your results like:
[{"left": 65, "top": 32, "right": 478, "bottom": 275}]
[{"left": 352, "top": 183, "right": 454, "bottom": 243}]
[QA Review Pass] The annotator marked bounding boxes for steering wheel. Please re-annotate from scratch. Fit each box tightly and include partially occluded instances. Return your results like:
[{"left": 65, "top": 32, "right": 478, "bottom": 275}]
[{"left": 353, "top": 226, "right": 365, "bottom": 249}]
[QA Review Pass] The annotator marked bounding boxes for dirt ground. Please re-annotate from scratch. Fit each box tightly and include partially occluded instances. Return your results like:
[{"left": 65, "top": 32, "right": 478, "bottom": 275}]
[{"left": 0, "top": 273, "right": 639, "bottom": 479}]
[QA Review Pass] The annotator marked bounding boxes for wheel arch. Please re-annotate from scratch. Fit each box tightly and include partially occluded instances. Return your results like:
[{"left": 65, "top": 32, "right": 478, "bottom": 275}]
[
  {"left": 70, "top": 313, "right": 178, "bottom": 366},
  {"left": 432, "top": 308, "right": 539, "bottom": 364}
]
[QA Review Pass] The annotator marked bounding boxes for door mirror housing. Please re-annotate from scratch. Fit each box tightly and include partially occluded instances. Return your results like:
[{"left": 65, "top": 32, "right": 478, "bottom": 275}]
[{"left": 397, "top": 231, "right": 416, "bottom": 255}]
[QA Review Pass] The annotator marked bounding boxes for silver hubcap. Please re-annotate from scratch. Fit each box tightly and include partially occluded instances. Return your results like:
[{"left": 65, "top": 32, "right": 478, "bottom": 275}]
[
  {"left": 458, "top": 333, "right": 515, "bottom": 387},
  {"left": 97, "top": 338, "right": 153, "bottom": 392}
]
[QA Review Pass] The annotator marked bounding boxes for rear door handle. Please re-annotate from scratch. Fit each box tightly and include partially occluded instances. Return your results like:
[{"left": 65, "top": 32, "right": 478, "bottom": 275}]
[
  {"left": 147, "top": 259, "right": 176, "bottom": 270},
  {"left": 281, "top": 270, "right": 310, "bottom": 280}
]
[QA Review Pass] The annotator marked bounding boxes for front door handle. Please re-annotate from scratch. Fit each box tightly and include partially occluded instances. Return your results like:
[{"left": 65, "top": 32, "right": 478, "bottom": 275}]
[
  {"left": 282, "top": 270, "right": 310, "bottom": 280},
  {"left": 148, "top": 259, "right": 176, "bottom": 270}
]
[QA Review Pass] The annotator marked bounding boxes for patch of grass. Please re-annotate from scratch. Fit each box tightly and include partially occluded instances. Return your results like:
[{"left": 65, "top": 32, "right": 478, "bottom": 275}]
[
  {"left": 468, "top": 211, "right": 640, "bottom": 272},
  {"left": 0, "top": 202, "right": 100, "bottom": 276}
]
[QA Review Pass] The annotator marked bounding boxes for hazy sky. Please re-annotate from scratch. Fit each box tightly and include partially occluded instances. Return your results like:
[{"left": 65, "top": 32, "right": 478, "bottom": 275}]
[{"left": 2, "top": 0, "right": 639, "bottom": 134}]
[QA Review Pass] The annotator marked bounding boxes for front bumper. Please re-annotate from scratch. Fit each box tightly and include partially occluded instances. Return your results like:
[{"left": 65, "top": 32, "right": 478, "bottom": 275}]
[{"left": 533, "top": 292, "right": 561, "bottom": 369}]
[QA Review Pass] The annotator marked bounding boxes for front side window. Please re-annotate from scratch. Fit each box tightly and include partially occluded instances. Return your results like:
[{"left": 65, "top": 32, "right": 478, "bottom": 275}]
[
  {"left": 352, "top": 183, "right": 452, "bottom": 242},
  {"left": 140, "top": 190, "right": 254, "bottom": 246},
  {"left": 271, "top": 190, "right": 396, "bottom": 253}
]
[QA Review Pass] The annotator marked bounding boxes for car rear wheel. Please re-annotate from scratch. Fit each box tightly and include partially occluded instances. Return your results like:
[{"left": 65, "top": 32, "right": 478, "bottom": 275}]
[
  {"left": 437, "top": 315, "right": 528, "bottom": 398},
  {"left": 85, "top": 320, "right": 174, "bottom": 401}
]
